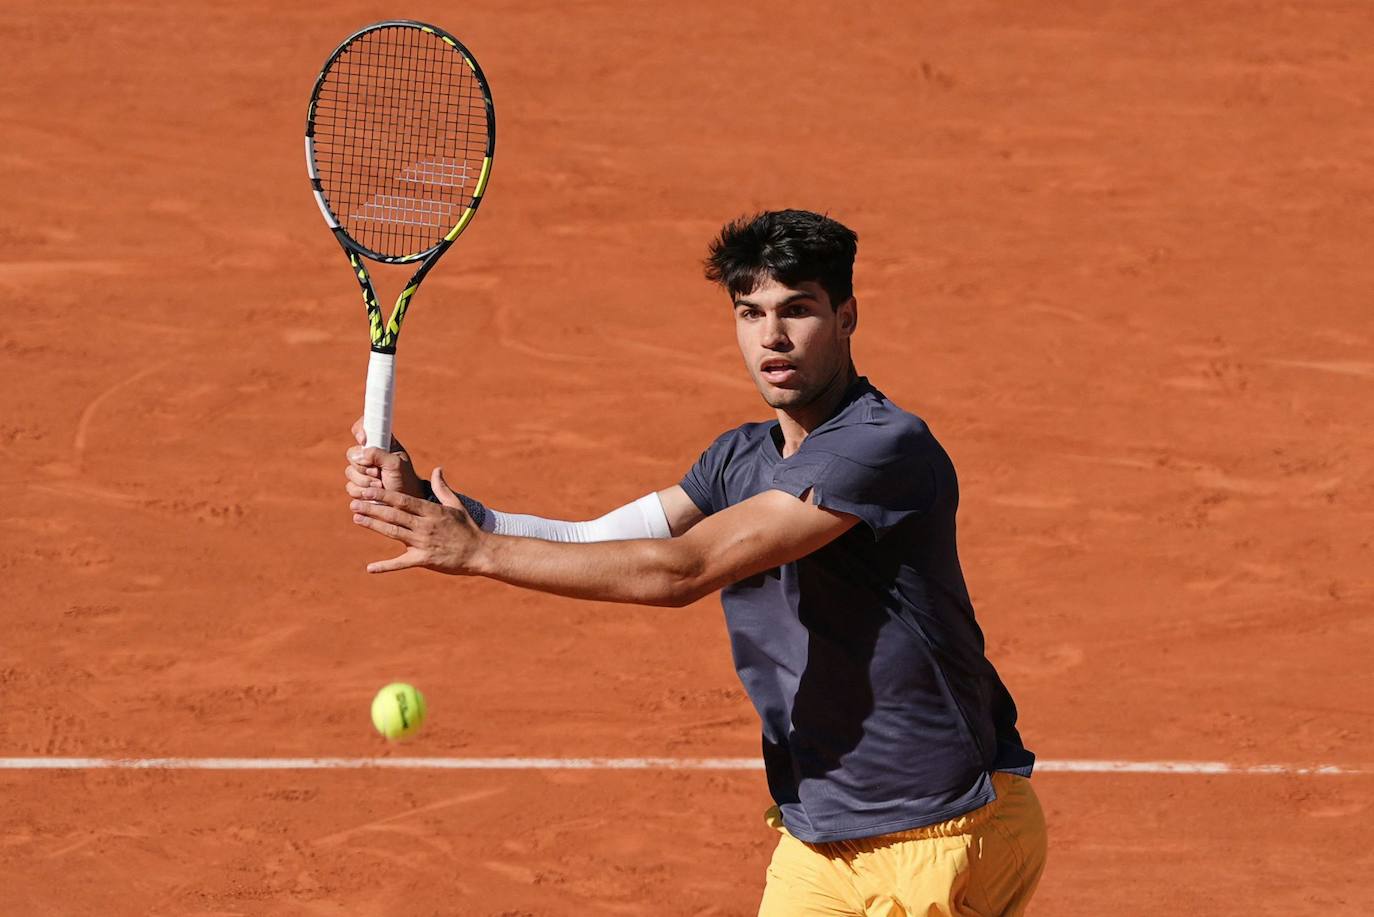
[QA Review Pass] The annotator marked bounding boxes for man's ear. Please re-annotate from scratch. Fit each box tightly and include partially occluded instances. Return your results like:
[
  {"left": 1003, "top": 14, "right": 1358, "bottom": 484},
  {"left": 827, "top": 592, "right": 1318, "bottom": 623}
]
[{"left": 837, "top": 296, "right": 858, "bottom": 336}]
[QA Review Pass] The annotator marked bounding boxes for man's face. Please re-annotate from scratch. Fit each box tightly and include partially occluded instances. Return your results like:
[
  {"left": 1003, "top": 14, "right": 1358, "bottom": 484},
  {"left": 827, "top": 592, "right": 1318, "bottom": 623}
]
[{"left": 733, "top": 277, "right": 856, "bottom": 410}]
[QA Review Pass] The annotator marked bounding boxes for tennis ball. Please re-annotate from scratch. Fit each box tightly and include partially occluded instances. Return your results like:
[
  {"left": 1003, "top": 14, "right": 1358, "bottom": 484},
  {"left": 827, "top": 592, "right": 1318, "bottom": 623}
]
[{"left": 371, "top": 682, "right": 426, "bottom": 741}]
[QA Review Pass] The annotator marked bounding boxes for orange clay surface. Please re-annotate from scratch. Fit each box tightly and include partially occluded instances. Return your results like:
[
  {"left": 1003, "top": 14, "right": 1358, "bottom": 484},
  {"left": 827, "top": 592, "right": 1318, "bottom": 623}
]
[{"left": 3, "top": 1, "right": 1373, "bottom": 914}]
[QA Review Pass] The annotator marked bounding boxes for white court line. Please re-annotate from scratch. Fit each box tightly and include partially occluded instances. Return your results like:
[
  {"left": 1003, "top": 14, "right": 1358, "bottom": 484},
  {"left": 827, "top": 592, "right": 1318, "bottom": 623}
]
[
  {"left": 1033, "top": 760, "right": 1361, "bottom": 776},
  {"left": 0, "top": 758, "right": 1363, "bottom": 775}
]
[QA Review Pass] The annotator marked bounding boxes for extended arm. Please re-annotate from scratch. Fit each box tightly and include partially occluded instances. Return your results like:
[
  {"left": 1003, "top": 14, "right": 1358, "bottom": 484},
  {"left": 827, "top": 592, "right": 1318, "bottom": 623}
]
[
  {"left": 349, "top": 469, "right": 855, "bottom": 607},
  {"left": 346, "top": 430, "right": 707, "bottom": 540},
  {"left": 446, "top": 487, "right": 698, "bottom": 541}
]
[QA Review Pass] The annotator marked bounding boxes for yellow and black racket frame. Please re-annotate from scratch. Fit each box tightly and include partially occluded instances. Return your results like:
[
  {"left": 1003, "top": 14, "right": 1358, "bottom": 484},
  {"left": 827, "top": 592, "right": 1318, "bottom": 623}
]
[{"left": 305, "top": 20, "right": 496, "bottom": 354}]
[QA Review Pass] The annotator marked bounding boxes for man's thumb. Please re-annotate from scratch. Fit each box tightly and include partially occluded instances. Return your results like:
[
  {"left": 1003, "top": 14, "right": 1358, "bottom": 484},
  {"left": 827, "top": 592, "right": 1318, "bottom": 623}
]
[{"left": 431, "top": 467, "right": 461, "bottom": 508}]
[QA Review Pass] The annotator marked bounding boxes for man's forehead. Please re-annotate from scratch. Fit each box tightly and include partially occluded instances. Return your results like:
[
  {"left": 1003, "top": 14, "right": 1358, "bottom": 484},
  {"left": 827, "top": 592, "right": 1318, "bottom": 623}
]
[{"left": 733, "top": 278, "right": 827, "bottom": 307}]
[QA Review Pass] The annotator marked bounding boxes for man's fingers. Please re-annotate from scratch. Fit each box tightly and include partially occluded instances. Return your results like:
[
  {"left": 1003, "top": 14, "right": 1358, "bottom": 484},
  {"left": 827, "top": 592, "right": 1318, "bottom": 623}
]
[
  {"left": 344, "top": 465, "right": 379, "bottom": 488},
  {"left": 367, "top": 548, "right": 425, "bottom": 574},
  {"left": 344, "top": 464, "right": 381, "bottom": 486},
  {"left": 357, "top": 486, "right": 425, "bottom": 512},
  {"left": 347, "top": 446, "right": 398, "bottom": 469},
  {"left": 351, "top": 511, "right": 415, "bottom": 543},
  {"left": 350, "top": 498, "right": 417, "bottom": 529}
]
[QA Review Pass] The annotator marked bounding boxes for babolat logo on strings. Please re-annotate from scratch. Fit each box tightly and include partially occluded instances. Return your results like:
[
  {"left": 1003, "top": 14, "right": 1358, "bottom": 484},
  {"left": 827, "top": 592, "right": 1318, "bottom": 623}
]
[
  {"left": 355, "top": 194, "right": 456, "bottom": 227},
  {"left": 353, "top": 160, "right": 469, "bottom": 226},
  {"left": 399, "top": 159, "right": 471, "bottom": 189}
]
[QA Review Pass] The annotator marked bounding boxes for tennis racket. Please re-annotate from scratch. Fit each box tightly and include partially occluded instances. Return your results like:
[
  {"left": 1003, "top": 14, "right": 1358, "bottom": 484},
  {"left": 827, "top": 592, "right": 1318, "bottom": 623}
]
[{"left": 306, "top": 20, "right": 495, "bottom": 454}]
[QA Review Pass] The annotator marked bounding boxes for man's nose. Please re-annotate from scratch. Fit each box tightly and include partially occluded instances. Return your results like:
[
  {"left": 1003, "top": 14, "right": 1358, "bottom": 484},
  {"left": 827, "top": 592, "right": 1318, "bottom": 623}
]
[{"left": 762, "top": 314, "right": 791, "bottom": 350}]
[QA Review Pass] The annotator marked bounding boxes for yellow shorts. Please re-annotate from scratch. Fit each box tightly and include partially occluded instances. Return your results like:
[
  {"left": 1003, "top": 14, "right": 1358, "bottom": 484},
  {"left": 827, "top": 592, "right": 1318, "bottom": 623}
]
[{"left": 758, "top": 772, "right": 1047, "bottom": 916}]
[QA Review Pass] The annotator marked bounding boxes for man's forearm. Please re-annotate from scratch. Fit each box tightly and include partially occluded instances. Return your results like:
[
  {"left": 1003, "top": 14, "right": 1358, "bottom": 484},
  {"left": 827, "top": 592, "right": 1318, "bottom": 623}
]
[
  {"left": 425, "top": 487, "right": 673, "bottom": 543},
  {"left": 470, "top": 533, "right": 704, "bottom": 607}
]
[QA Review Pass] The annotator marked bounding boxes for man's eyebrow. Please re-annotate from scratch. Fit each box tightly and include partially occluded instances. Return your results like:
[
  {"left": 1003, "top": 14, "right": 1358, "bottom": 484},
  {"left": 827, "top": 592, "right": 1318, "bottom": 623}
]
[{"left": 733, "top": 292, "right": 819, "bottom": 309}]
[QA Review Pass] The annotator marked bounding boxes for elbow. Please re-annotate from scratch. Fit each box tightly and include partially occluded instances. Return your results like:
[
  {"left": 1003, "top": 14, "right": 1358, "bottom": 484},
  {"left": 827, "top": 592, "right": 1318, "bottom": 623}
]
[
  {"left": 647, "top": 542, "right": 711, "bottom": 608},
  {"left": 647, "top": 570, "right": 705, "bottom": 608},
  {"left": 659, "top": 581, "right": 706, "bottom": 608}
]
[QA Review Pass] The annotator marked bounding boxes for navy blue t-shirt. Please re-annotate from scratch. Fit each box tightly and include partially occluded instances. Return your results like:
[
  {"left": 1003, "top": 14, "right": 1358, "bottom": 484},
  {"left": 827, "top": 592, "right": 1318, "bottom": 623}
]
[{"left": 679, "top": 377, "right": 1033, "bottom": 843}]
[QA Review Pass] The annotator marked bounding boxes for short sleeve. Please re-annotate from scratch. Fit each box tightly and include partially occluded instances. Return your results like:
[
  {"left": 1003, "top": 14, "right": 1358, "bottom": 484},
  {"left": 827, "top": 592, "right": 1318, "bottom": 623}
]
[
  {"left": 770, "top": 422, "right": 938, "bottom": 539},
  {"left": 678, "top": 429, "right": 738, "bottom": 516}
]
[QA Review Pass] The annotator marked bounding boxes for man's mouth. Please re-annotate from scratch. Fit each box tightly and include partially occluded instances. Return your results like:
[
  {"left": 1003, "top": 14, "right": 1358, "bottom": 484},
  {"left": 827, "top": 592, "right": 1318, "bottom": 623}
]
[{"left": 759, "top": 359, "right": 797, "bottom": 385}]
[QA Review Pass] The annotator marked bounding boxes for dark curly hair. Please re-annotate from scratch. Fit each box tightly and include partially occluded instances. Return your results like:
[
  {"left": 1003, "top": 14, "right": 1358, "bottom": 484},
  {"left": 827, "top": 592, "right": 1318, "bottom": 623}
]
[{"left": 703, "top": 209, "right": 858, "bottom": 309}]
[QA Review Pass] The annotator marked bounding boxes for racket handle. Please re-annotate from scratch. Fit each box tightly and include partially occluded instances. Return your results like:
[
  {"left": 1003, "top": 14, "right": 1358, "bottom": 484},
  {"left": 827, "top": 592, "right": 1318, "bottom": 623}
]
[{"left": 363, "top": 351, "right": 396, "bottom": 452}]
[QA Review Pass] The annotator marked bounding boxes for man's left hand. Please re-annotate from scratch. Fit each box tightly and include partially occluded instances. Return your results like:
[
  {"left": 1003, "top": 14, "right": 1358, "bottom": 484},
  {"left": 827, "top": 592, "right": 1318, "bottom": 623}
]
[{"left": 350, "top": 468, "right": 484, "bottom": 575}]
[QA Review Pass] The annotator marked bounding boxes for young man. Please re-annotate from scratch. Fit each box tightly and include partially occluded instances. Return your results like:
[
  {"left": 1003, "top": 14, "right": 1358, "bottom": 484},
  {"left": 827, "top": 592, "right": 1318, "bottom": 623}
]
[{"left": 344, "top": 210, "right": 1047, "bottom": 915}]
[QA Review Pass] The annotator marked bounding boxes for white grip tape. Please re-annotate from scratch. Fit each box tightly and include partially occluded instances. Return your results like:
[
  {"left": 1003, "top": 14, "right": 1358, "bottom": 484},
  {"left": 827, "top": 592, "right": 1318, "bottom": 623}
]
[{"left": 363, "top": 351, "right": 396, "bottom": 451}]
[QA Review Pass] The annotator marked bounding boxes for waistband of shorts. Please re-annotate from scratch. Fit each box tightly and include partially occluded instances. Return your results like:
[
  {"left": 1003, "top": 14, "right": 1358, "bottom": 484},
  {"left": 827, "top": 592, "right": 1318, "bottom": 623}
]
[
  {"left": 768, "top": 772, "right": 1029, "bottom": 844},
  {"left": 872, "top": 772, "right": 1027, "bottom": 841}
]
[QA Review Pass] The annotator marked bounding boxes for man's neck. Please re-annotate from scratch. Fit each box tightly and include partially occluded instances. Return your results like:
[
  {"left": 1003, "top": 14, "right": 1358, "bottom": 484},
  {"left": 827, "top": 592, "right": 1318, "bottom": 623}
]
[{"left": 775, "top": 364, "right": 860, "bottom": 458}]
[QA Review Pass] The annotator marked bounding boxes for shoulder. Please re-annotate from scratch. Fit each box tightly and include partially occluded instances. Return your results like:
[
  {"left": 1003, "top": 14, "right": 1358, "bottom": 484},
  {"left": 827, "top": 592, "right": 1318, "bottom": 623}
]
[
  {"left": 698, "top": 420, "right": 775, "bottom": 459},
  {"left": 682, "top": 420, "right": 777, "bottom": 516},
  {"left": 771, "top": 385, "right": 953, "bottom": 533},
  {"left": 799, "top": 385, "right": 941, "bottom": 468}
]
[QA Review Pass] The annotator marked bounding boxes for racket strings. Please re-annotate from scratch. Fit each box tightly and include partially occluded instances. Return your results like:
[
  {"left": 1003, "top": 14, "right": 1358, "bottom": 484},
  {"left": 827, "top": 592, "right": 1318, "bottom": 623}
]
[{"left": 312, "top": 25, "right": 489, "bottom": 260}]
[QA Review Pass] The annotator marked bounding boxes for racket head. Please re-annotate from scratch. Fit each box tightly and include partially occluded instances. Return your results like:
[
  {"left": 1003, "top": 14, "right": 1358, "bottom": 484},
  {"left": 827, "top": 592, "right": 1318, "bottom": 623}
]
[{"left": 306, "top": 20, "right": 495, "bottom": 264}]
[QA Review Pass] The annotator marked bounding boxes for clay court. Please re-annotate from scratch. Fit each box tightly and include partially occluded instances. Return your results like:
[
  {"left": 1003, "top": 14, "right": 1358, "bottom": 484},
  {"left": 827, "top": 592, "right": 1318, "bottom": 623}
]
[{"left": 3, "top": 1, "right": 1372, "bottom": 913}]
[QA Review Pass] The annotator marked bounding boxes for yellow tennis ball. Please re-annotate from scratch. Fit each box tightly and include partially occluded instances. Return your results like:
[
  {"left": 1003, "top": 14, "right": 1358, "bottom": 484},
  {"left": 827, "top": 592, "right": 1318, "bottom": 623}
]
[{"left": 371, "top": 682, "right": 426, "bottom": 741}]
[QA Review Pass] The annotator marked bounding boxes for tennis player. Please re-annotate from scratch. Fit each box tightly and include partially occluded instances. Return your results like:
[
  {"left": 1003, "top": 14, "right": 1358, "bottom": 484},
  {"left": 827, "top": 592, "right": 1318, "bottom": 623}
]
[{"left": 344, "top": 209, "right": 1047, "bottom": 915}]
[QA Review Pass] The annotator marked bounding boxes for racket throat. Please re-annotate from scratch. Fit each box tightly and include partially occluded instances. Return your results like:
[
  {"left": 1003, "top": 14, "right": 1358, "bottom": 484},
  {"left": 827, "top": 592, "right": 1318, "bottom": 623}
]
[
  {"left": 385, "top": 283, "right": 420, "bottom": 344},
  {"left": 368, "top": 284, "right": 418, "bottom": 351},
  {"left": 347, "top": 249, "right": 417, "bottom": 352}
]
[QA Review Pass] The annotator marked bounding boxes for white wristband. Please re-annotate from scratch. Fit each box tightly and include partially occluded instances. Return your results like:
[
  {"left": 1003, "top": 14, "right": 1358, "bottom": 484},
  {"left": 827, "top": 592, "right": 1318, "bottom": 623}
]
[{"left": 487, "top": 492, "right": 671, "bottom": 542}]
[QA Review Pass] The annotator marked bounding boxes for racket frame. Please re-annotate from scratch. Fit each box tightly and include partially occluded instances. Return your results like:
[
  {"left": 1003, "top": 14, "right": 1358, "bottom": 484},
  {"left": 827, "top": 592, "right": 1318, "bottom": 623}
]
[{"left": 304, "top": 20, "right": 495, "bottom": 449}]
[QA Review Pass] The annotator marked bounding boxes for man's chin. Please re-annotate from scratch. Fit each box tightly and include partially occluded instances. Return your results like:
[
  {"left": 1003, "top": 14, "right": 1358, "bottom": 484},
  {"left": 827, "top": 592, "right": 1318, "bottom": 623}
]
[{"left": 757, "top": 383, "right": 810, "bottom": 409}]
